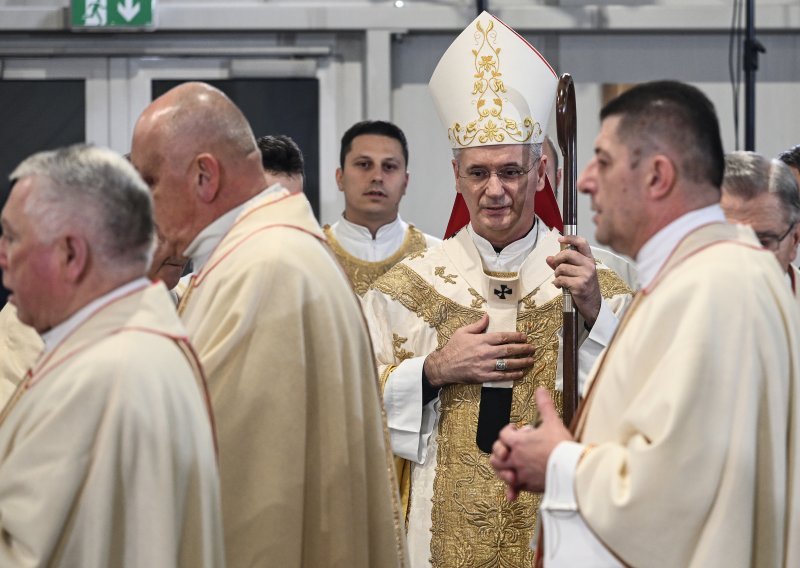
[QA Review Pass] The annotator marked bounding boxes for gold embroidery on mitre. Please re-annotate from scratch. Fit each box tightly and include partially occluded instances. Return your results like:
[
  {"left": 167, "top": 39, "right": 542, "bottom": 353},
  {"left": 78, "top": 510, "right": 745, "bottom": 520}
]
[
  {"left": 431, "top": 293, "right": 563, "bottom": 568},
  {"left": 324, "top": 225, "right": 428, "bottom": 296},
  {"left": 449, "top": 19, "right": 542, "bottom": 148}
]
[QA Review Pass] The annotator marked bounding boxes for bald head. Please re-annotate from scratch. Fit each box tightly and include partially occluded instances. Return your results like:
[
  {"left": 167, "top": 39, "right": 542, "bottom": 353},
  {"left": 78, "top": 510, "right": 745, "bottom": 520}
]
[
  {"left": 130, "top": 82, "right": 266, "bottom": 253},
  {"left": 136, "top": 82, "right": 257, "bottom": 163}
]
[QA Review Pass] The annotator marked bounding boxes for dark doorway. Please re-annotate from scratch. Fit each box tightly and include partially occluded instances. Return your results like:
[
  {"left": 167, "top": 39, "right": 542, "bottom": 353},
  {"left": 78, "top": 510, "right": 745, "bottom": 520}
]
[
  {"left": 0, "top": 80, "right": 86, "bottom": 306},
  {"left": 152, "top": 79, "right": 320, "bottom": 218}
]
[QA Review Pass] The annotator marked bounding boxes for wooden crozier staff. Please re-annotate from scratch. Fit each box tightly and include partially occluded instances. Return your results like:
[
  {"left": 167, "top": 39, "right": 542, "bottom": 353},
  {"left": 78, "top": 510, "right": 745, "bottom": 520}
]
[
  {"left": 531, "top": 70, "right": 580, "bottom": 568},
  {"left": 557, "top": 73, "right": 579, "bottom": 427}
]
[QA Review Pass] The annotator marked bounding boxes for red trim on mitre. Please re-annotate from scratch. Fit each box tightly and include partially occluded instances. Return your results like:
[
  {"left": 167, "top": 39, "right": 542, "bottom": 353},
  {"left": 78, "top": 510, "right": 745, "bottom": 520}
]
[
  {"left": 537, "top": 176, "right": 564, "bottom": 233},
  {"left": 491, "top": 12, "right": 558, "bottom": 78},
  {"left": 443, "top": 176, "right": 563, "bottom": 239}
]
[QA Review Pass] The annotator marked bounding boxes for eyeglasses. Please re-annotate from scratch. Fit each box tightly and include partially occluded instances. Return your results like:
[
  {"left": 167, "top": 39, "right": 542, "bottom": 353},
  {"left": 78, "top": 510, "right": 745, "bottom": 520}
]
[
  {"left": 755, "top": 221, "right": 797, "bottom": 251},
  {"left": 456, "top": 162, "right": 536, "bottom": 188}
]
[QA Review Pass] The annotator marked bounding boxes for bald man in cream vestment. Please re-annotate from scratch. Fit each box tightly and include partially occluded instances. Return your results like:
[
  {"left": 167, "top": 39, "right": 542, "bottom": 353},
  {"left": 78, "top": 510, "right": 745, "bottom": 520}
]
[{"left": 132, "top": 82, "right": 407, "bottom": 568}]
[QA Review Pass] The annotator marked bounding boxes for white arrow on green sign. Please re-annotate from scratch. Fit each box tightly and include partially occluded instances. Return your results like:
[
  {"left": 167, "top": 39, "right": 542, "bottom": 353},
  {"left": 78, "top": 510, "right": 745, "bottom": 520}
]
[{"left": 71, "top": 0, "right": 156, "bottom": 29}]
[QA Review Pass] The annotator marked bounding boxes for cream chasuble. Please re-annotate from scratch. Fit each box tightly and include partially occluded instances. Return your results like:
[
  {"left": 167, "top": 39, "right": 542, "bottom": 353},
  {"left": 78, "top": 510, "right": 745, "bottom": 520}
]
[
  {"left": 561, "top": 222, "right": 800, "bottom": 567},
  {"left": 0, "top": 303, "right": 43, "bottom": 409},
  {"left": 0, "top": 282, "right": 223, "bottom": 567},
  {"left": 178, "top": 190, "right": 407, "bottom": 568},
  {"left": 1, "top": 274, "right": 195, "bottom": 411},
  {"left": 324, "top": 216, "right": 440, "bottom": 295},
  {"left": 362, "top": 225, "right": 632, "bottom": 568}
]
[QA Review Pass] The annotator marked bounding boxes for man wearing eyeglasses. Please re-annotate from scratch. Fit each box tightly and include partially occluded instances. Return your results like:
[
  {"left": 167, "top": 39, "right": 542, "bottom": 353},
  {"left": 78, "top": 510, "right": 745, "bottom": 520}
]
[
  {"left": 721, "top": 151, "right": 800, "bottom": 301},
  {"left": 360, "top": 12, "right": 632, "bottom": 568}
]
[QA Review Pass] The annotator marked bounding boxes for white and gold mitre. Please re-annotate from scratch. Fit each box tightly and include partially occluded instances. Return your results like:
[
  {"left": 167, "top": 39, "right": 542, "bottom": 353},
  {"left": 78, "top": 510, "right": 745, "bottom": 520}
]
[{"left": 429, "top": 11, "right": 558, "bottom": 148}]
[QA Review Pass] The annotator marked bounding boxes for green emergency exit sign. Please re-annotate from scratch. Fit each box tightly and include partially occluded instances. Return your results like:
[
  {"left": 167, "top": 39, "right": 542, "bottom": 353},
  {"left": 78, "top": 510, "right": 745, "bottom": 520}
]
[{"left": 71, "top": 0, "right": 156, "bottom": 30}]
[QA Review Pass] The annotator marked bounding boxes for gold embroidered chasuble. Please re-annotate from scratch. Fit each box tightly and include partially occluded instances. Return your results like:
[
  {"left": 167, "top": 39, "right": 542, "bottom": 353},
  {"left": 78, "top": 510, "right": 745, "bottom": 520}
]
[
  {"left": 0, "top": 302, "right": 43, "bottom": 409},
  {"left": 323, "top": 224, "right": 429, "bottom": 295},
  {"left": 364, "top": 228, "right": 631, "bottom": 568},
  {"left": 178, "top": 192, "right": 407, "bottom": 568},
  {"left": 573, "top": 223, "right": 800, "bottom": 567},
  {"left": 0, "top": 283, "right": 223, "bottom": 567}
]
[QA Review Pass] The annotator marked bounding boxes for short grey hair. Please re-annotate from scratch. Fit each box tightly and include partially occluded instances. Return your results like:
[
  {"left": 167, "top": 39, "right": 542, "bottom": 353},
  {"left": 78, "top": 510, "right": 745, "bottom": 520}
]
[
  {"left": 452, "top": 142, "right": 543, "bottom": 164},
  {"left": 10, "top": 144, "right": 155, "bottom": 271},
  {"left": 722, "top": 151, "right": 800, "bottom": 225},
  {"left": 779, "top": 144, "right": 800, "bottom": 172}
]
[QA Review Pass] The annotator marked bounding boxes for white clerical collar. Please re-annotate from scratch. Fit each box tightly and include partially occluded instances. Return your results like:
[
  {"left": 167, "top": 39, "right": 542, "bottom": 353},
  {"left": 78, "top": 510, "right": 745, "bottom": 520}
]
[
  {"left": 184, "top": 184, "right": 286, "bottom": 271},
  {"left": 636, "top": 203, "right": 725, "bottom": 289},
  {"left": 40, "top": 277, "right": 150, "bottom": 355},
  {"left": 338, "top": 214, "right": 408, "bottom": 243},
  {"left": 467, "top": 218, "right": 542, "bottom": 273}
]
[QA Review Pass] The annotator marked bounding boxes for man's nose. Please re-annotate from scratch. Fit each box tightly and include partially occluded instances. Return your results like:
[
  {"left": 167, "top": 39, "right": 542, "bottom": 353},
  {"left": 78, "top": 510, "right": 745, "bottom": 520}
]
[
  {"left": 577, "top": 161, "right": 596, "bottom": 195},
  {"left": 484, "top": 172, "right": 505, "bottom": 196}
]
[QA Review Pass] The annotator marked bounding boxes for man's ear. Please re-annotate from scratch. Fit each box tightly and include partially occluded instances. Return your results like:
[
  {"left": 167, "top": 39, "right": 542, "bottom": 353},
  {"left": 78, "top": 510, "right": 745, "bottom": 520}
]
[
  {"left": 646, "top": 155, "right": 677, "bottom": 200},
  {"left": 195, "top": 153, "right": 220, "bottom": 203},
  {"left": 534, "top": 154, "right": 548, "bottom": 193},
  {"left": 335, "top": 168, "right": 345, "bottom": 193},
  {"left": 62, "top": 234, "right": 89, "bottom": 283},
  {"left": 555, "top": 167, "right": 563, "bottom": 192},
  {"left": 451, "top": 159, "right": 462, "bottom": 194},
  {"left": 789, "top": 223, "right": 800, "bottom": 265}
]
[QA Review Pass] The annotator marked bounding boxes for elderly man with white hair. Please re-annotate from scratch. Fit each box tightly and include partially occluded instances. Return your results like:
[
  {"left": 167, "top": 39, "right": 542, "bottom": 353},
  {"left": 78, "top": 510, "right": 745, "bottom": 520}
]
[{"left": 0, "top": 144, "right": 223, "bottom": 567}]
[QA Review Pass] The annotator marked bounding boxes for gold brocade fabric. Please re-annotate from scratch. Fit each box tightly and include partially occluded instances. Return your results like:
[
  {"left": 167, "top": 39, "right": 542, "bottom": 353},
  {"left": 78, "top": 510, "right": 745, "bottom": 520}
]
[
  {"left": 597, "top": 268, "right": 634, "bottom": 299},
  {"left": 373, "top": 264, "right": 484, "bottom": 351},
  {"left": 323, "top": 225, "right": 429, "bottom": 296},
  {"left": 430, "top": 296, "right": 563, "bottom": 568},
  {"left": 373, "top": 265, "right": 565, "bottom": 568}
]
